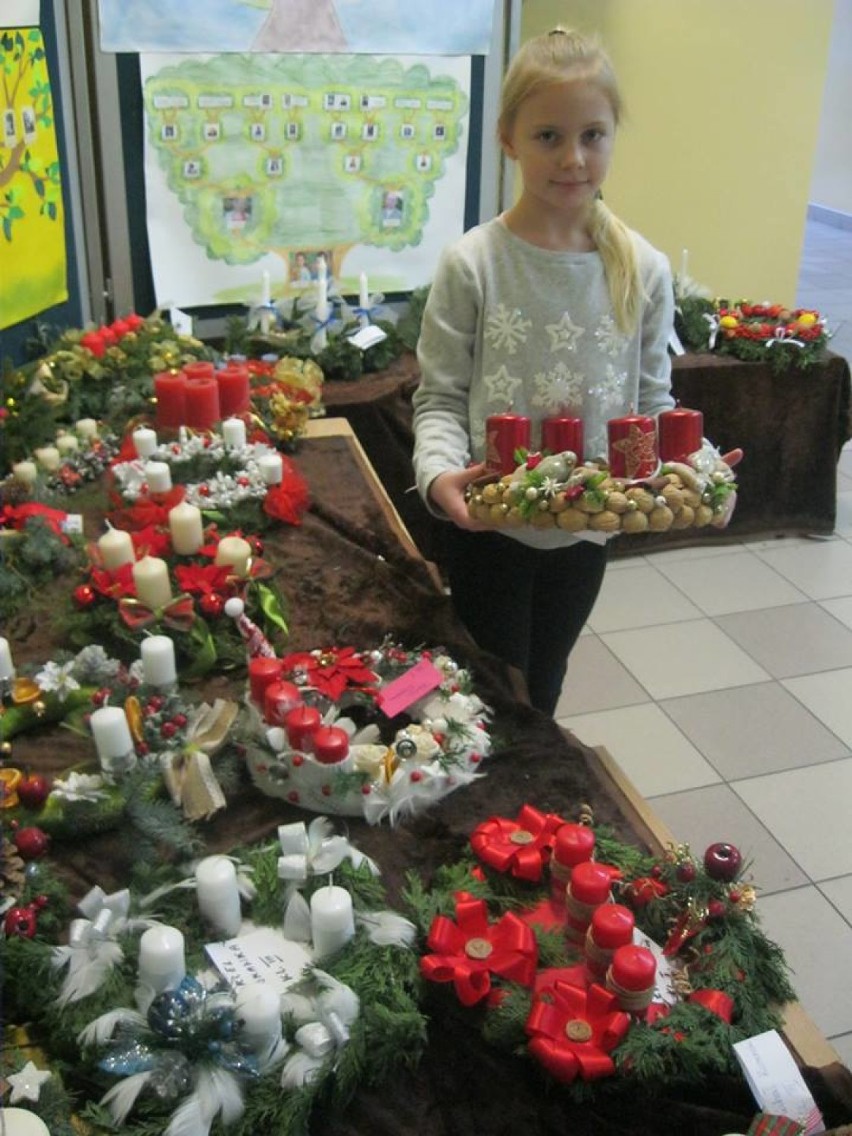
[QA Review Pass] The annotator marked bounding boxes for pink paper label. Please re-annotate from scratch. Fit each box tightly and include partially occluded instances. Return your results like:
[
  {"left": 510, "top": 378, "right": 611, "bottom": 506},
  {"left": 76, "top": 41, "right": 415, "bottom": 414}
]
[{"left": 377, "top": 658, "right": 443, "bottom": 718}]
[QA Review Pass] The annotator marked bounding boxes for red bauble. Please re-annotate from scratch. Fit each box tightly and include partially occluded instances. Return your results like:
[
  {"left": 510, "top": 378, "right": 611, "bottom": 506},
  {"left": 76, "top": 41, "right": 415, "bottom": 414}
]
[
  {"left": 676, "top": 861, "right": 697, "bottom": 883},
  {"left": 73, "top": 584, "right": 97, "bottom": 609},
  {"left": 703, "top": 842, "right": 742, "bottom": 882},
  {"left": 199, "top": 593, "right": 225, "bottom": 618},
  {"left": 16, "top": 773, "right": 51, "bottom": 811},
  {"left": 12, "top": 824, "right": 50, "bottom": 860},
  {"left": 4, "top": 905, "right": 39, "bottom": 938}
]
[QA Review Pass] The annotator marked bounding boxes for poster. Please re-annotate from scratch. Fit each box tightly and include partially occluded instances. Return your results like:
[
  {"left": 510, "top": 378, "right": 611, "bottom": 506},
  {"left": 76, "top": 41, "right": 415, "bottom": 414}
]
[
  {"left": 100, "top": 0, "right": 495, "bottom": 55},
  {"left": 0, "top": 27, "right": 67, "bottom": 330},
  {"left": 141, "top": 52, "right": 470, "bottom": 308},
  {"left": 5, "top": 2, "right": 40, "bottom": 26}
]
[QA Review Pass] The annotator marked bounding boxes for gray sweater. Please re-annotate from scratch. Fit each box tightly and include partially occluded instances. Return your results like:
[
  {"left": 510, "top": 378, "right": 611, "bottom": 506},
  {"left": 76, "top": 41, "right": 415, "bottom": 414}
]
[{"left": 412, "top": 215, "right": 675, "bottom": 549}]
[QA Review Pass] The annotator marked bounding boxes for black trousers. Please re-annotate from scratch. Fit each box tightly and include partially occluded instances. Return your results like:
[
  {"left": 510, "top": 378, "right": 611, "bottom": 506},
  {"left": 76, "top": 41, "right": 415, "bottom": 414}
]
[{"left": 444, "top": 528, "right": 609, "bottom": 716}]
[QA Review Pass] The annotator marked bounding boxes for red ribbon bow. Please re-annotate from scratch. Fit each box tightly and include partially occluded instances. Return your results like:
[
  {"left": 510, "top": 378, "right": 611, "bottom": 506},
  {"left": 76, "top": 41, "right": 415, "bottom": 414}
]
[
  {"left": 470, "top": 805, "right": 564, "bottom": 882},
  {"left": 646, "top": 988, "right": 734, "bottom": 1026},
  {"left": 420, "top": 896, "right": 538, "bottom": 1006},
  {"left": 526, "top": 980, "right": 631, "bottom": 1084},
  {"left": 118, "top": 593, "right": 196, "bottom": 632}
]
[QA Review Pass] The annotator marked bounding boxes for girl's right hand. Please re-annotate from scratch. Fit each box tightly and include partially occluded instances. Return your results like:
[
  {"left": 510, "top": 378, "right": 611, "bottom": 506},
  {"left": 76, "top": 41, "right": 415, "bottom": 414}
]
[{"left": 428, "top": 464, "right": 490, "bottom": 530}]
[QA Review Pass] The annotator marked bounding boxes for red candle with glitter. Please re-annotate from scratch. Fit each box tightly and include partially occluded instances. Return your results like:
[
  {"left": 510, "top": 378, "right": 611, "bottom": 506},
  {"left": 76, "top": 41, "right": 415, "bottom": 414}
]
[
  {"left": 312, "top": 725, "right": 351, "bottom": 765},
  {"left": 550, "top": 823, "right": 595, "bottom": 903},
  {"left": 183, "top": 360, "right": 216, "bottom": 381},
  {"left": 541, "top": 416, "right": 584, "bottom": 459},
  {"left": 658, "top": 407, "right": 704, "bottom": 463},
  {"left": 249, "top": 657, "right": 284, "bottom": 705},
  {"left": 606, "top": 944, "right": 657, "bottom": 1013},
  {"left": 284, "top": 705, "right": 322, "bottom": 752},
  {"left": 485, "top": 413, "right": 531, "bottom": 475},
  {"left": 154, "top": 371, "right": 187, "bottom": 429},
  {"left": 263, "top": 680, "right": 303, "bottom": 726},
  {"left": 184, "top": 377, "right": 221, "bottom": 429},
  {"left": 607, "top": 414, "right": 657, "bottom": 479},
  {"left": 217, "top": 365, "right": 251, "bottom": 417},
  {"left": 585, "top": 903, "right": 635, "bottom": 979}
]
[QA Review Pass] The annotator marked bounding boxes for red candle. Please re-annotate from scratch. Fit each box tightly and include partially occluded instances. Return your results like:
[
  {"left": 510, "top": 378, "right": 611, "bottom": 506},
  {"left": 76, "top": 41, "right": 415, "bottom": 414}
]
[
  {"left": 541, "top": 416, "right": 584, "bottom": 458},
  {"left": 607, "top": 944, "right": 657, "bottom": 1012},
  {"left": 550, "top": 823, "right": 595, "bottom": 903},
  {"left": 263, "top": 680, "right": 303, "bottom": 725},
  {"left": 154, "top": 371, "right": 187, "bottom": 429},
  {"left": 184, "top": 377, "right": 221, "bottom": 429},
  {"left": 248, "top": 657, "right": 284, "bottom": 705},
  {"left": 485, "top": 413, "right": 531, "bottom": 475},
  {"left": 657, "top": 407, "right": 704, "bottom": 463},
  {"left": 312, "top": 725, "right": 350, "bottom": 765},
  {"left": 585, "top": 903, "right": 635, "bottom": 979},
  {"left": 284, "top": 705, "right": 322, "bottom": 752},
  {"left": 183, "top": 360, "right": 216, "bottom": 381},
  {"left": 568, "top": 861, "right": 613, "bottom": 905},
  {"left": 81, "top": 330, "right": 106, "bottom": 358},
  {"left": 607, "top": 414, "right": 657, "bottom": 480},
  {"left": 217, "top": 365, "right": 251, "bottom": 417}
]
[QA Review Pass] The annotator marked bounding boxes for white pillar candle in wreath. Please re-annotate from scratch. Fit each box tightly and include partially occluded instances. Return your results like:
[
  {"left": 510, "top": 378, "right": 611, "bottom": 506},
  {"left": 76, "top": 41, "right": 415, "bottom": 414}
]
[
  {"left": 141, "top": 635, "right": 177, "bottom": 688},
  {"left": 98, "top": 524, "right": 136, "bottom": 570},
  {"left": 90, "top": 705, "right": 135, "bottom": 774},
  {"left": 144, "top": 460, "right": 172, "bottom": 493},
  {"left": 75, "top": 417, "right": 99, "bottom": 438},
  {"left": 56, "top": 432, "right": 80, "bottom": 455},
  {"left": 168, "top": 501, "right": 204, "bottom": 555},
  {"left": 310, "top": 883, "right": 355, "bottom": 960},
  {"left": 132, "top": 426, "right": 158, "bottom": 458},
  {"left": 11, "top": 461, "right": 38, "bottom": 486},
  {"left": 1, "top": 1108, "right": 52, "bottom": 1136},
  {"left": 221, "top": 417, "right": 247, "bottom": 449},
  {"left": 138, "top": 924, "right": 186, "bottom": 994},
  {"left": 215, "top": 535, "right": 252, "bottom": 577},
  {"left": 34, "top": 445, "right": 61, "bottom": 471},
  {"left": 133, "top": 555, "right": 173, "bottom": 609},
  {"left": 195, "top": 854, "right": 242, "bottom": 937},
  {"left": 258, "top": 452, "right": 283, "bottom": 485},
  {"left": 0, "top": 636, "right": 15, "bottom": 680},
  {"left": 235, "top": 982, "right": 282, "bottom": 1054}
]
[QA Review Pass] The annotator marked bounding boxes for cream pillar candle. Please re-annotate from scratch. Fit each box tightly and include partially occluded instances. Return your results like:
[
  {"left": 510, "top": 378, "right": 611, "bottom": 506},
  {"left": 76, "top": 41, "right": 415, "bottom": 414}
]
[
  {"left": 144, "top": 460, "right": 172, "bottom": 493},
  {"left": 195, "top": 854, "right": 242, "bottom": 937},
  {"left": 133, "top": 555, "right": 173, "bottom": 609},
  {"left": 75, "top": 417, "right": 99, "bottom": 438},
  {"left": 56, "top": 432, "right": 80, "bottom": 455},
  {"left": 235, "top": 982, "right": 282, "bottom": 1054},
  {"left": 258, "top": 452, "right": 283, "bottom": 485},
  {"left": 168, "top": 501, "right": 204, "bottom": 555},
  {"left": 34, "top": 445, "right": 61, "bottom": 471},
  {"left": 138, "top": 925, "right": 186, "bottom": 994},
  {"left": 11, "top": 460, "right": 38, "bottom": 486},
  {"left": 133, "top": 426, "right": 158, "bottom": 458},
  {"left": 0, "top": 636, "right": 15, "bottom": 680},
  {"left": 90, "top": 705, "right": 135, "bottom": 775},
  {"left": 141, "top": 635, "right": 177, "bottom": 687},
  {"left": 1, "top": 1109, "right": 52, "bottom": 1136},
  {"left": 98, "top": 525, "right": 136, "bottom": 570},
  {"left": 310, "top": 884, "right": 355, "bottom": 960},
  {"left": 215, "top": 535, "right": 251, "bottom": 576},
  {"left": 222, "top": 417, "right": 247, "bottom": 449}
]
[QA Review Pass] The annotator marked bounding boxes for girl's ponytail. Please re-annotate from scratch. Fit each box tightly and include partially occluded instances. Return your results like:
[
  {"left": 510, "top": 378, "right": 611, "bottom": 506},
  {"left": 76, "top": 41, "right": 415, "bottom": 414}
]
[{"left": 589, "top": 198, "right": 644, "bottom": 335}]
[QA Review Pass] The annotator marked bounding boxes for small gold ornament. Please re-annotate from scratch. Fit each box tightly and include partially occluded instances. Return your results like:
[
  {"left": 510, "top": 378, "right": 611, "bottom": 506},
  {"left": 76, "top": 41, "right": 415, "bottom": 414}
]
[{"left": 33, "top": 700, "right": 47, "bottom": 717}]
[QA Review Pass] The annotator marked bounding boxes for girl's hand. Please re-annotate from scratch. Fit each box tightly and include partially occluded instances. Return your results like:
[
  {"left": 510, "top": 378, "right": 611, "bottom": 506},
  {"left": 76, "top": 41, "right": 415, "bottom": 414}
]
[{"left": 428, "top": 463, "right": 490, "bottom": 530}]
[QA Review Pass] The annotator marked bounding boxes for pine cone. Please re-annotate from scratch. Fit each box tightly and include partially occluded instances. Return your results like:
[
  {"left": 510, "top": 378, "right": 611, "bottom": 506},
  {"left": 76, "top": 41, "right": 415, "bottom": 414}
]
[{"left": 1, "top": 836, "right": 26, "bottom": 895}]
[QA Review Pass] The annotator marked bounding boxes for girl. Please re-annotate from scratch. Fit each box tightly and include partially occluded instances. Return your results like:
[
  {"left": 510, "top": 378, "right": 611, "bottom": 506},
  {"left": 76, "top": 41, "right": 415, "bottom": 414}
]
[{"left": 412, "top": 27, "right": 675, "bottom": 716}]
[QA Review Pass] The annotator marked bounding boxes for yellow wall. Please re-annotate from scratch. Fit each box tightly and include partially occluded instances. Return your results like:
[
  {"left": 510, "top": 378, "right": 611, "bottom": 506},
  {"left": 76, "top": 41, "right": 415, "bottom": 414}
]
[{"left": 519, "top": 0, "right": 834, "bottom": 304}]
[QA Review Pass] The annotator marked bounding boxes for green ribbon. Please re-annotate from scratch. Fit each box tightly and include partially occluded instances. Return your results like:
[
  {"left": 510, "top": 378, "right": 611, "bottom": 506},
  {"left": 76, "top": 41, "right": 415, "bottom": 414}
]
[{"left": 255, "top": 581, "right": 289, "bottom": 636}]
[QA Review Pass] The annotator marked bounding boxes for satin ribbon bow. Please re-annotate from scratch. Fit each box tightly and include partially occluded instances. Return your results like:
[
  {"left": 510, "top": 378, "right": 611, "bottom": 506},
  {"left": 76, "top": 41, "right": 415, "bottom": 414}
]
[
  {"left": 160, "top": 700, "right": 238, "bottom": 822},
  {"left": 525, "top": 980, "right": 631, "bottom": 1084},
  {"left": 118, "top": 593, "right": 195, "bottom": 633},
  {"left": 420, "top": 896, "right": 538, "bottom": 1006},
  {"left": 279, "top": 970, "right": 360, "bottom": 1090},
  {"left": 645, "top": 988, "right": 734, "bottom": 1026},
  {"left": 470, "top": 805, "right": 564, "bottom": 882}
]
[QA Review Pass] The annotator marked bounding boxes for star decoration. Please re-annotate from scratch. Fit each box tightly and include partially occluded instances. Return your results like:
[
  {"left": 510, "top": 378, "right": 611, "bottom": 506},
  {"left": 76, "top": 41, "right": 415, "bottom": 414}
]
[
  {"left": 7, "top": 1060, "right": 52, "bottom": 1103},
  {"left": 611, "top": 424, "right": 657, "bottom": 478},
  {"left": 483, "top": 365, "right": 523, "bottom": 405},
  {"left": 545, "top": 312, "right": 584, "bottom": 353}
]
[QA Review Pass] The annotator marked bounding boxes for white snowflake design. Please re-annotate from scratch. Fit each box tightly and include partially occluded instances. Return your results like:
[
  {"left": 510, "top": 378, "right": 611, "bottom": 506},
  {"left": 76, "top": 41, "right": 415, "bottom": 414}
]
[
  {"left": 484, "top": 304, "right": 532, "bottom": 356},
  {"left": 587, "top": 363, "right": 627, "bottom": 410},
  {"left": 545, "top": 311, "right": 585, "bottom": 353},
  {"left": 594, "top": 315, "right": 627, "bottom": 358},
  {"left": 530, "top": 363, "right": 586, "bottom": 412},
  {"left": 483, "top": 365, "right": 524, "bottom": 406}
]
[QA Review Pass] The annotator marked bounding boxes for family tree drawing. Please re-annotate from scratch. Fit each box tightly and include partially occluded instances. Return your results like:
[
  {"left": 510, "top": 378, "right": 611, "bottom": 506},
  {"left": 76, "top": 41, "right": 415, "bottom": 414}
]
[{"left": 144, "top": 53, "right": 467, "bottom": 293}]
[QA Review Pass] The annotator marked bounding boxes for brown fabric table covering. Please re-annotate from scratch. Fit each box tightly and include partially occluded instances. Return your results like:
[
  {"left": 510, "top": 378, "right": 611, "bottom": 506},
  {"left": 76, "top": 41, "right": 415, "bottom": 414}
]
[{"left": 7, "top": 428, "right": 852, "bottom": 1134}]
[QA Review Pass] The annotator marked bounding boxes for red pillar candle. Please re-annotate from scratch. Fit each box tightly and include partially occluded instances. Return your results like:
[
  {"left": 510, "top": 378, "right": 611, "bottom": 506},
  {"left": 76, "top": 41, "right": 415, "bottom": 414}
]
[
  {"left": 485, "top": 413, "right": 531, "bottom": 475},
  {"left": 217, "top": 365, "right": 252, "bottom": 417},
  {"left": 550, "top": 823, "right": 595, "bottom": 904},
  {"left": 248, "top": 657, "right": 284, "bottom": 705},
  {"left": 312, "top": 725, "right": 351, "bottom": 765},
  {"left": 564, "top": 860, "right": 613, "bottom": 944},
  {"left": 184, "top": 377, "right": 221, "bottom": 429},
  {"left": 541, "top": 416, "right": 584, "bottom": 459},
  {"left": 263, "top": 680, "right": 303, "bottom": 726},
  {"left": 183, "top": 360, "right": 216, "bottom": 381},
  {"left": 657, "top": 407, "right": 704, "bottom": 463},
  {"left": 284, "top": 705, "right": 322, "bottom": 752},
  {"left": 584, "top": 903, "right": 635, "bottom": 979},
  {"left": 607, "top": 414, "right": 657, "bottom": 480},
  {"left": 606, "top": 944, "right": 657, "bottom": 1013},
  {"left": 154, "top": 371, "right": 187, "bottom": 429}
]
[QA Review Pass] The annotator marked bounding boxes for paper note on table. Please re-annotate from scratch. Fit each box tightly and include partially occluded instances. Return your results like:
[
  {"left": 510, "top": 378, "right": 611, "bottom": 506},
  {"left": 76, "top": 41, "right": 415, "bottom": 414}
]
[
  {"left": 376, "top": 658, "right": 443, "bottom": 718},
  {"left": 205, "top": 926, "right": 312, "bottom": 996},
  {"left": 732, "top": 1030, "right": 825, "bottom": 1135}
]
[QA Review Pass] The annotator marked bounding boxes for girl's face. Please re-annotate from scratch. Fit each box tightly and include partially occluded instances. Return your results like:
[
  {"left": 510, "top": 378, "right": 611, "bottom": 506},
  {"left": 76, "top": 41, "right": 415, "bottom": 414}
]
[{"left": 501, "top": 79, "right": 616, "bottom": 223}]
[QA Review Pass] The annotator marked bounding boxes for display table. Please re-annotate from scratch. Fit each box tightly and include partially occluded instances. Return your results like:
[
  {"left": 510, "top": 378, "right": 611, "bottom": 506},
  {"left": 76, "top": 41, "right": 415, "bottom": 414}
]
[{"left": 6, "top": 420, "right": 852, "bottom": 1135}]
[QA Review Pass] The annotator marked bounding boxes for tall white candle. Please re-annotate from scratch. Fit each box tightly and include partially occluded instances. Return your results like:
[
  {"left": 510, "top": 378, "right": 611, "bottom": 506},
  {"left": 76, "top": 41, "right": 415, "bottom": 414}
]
[
  {"left": 138, "top": 925, "right": 186, "bottom": 994},
  {"left": 56, "top": 432, "right": 80, "bottom": 455},
  {"left": 75, "top": 418, "right": 99, "bottom": 439},
  {"left": 133, "top": 555, "right": 173, "bottom": 608},
  {"left": 11, "top": 461, "right": 38, "bottom": 487},
  {"left": 90, "top": 705, "right": 135, "bottom": 775},
  {"left": 315, "top": 256, "right": 329, "bottom": 350},
  {"left": 310, "top": 884, "right": 355, "bottom": 960},
  {"left": 141, "top": 635, "right": 177, "bottom": 687},
  {"left": 168, "top": 501, "right": 204, "bottom": 555},
  {"left": 215, "top": 535, "right": 251, "bottom": 577},
  {"left": 133, "top": 426, "right": 158, "bottom": 459},
  {"left": 0, "top": 636, "right": 15, "bottom": 680},
  {"left": 235, "top": 982, "right": 282, "bottom": 1055},
  {"left": 144, "top": 460, "right": 172, "bottom": 493},
  {"left": 222, "top": 417, "right": 247, "bottom": 449},
  {"left": 34, "top": 445, "right": 61, "bottom": 471},
  {"left": 358, "top": 271, "right": 370, "bottom": 328},
  {"left": 98, "top": 525, "right": 136, "bottom": 570},
  {"left": 258, "top": 452, "right": 283, "bottom": 485},
  {"left": 195, "top": 855, "right": 242, "bottom": 937}
]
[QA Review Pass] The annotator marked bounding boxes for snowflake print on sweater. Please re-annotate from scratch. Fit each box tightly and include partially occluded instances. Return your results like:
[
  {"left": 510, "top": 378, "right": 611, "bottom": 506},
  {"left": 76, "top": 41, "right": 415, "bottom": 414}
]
[
  {"left": 545, "top": 311, "right": 585, "bottom": 353},
  {"left": 594, "top": 315, "right": 627, "bottom": 357},
  {"left": 484, "top": 303, "right": 532, "bottom": 355},
  {"left": 530, "top": 362, "right": 586, "bottom": 412},
  {"left": 588, "top": 363, "right": 627, "bottom": 409}
]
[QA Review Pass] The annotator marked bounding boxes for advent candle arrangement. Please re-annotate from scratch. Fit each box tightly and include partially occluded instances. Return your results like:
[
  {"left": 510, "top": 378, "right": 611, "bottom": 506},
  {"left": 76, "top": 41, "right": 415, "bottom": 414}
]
[
  {"left": 312, "top": 724, "right": 351, "bottom": 767},
  {"left": 56, "top": 432, "right": 79, "bottom": 456},
  {"left": 221, "top": 417, "right": 247, "bottom": 449},
  {"left": 195, "top": 854, "right": 242, "bottom": 937},
  {"left": 141, "top": 635, "right": 177, "bottom": 688},
  {"left": 0, "top": 635, "right": 15, "bottom": 681},
  {"left": 34, "top": 445, "right": 61, "bottom": 471},
  {"left": 541, "top": 415, "right": 584, "bottom": 459},
  {"left": 657, "top": 406, "right": 704, "bottom": 463},
  {"left": 184, "top": 376, "right": 221, "bottom": 430},
  {"left": 132, "top": 426, "right": 158, "bottom": 459},
  {"left": 258, "top": 452, "right": 284, "bottom": 485},
  {"left": 485, "top": 413, "right": 531, "bottom": 475},
  {"left": 215, "top": 535, "right": 252, "bottom": 577},
  {"left": 549, "top": 822, "right": 596, "bottom": 904},
  {"left": 235, "top": 982, "right": 282, "bottom": 1055},
  {"left": 11, "top": 460, "right": 38, "bottom": 486},
  {"left": 75, "top": 417, "right": 99, "bottom": 439},
  {"left": 607, "top": 413, "right": 657, "bottom": 480},
  {"left": 144, "top": 460, "right": 173, "bottom": 494},
  {"left": 310, "top": 883, "right": 355, "bottom": 960}
]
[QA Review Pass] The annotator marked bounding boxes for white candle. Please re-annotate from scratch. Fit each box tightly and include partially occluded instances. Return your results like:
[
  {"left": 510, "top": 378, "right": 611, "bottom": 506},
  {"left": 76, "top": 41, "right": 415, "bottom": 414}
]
[
  {"left": 168, "top": 501, "right": 204, "bottom": 555},
  {"left": 98, "top": 525, "right": 136, "bottom": 570},
  {"left": 133, "top": 555, "right": 173, "bottom": 608},
  {"left": 138, "top": 925, "right": 186, "bottom": 994},
  {"left": 0, "top": 1108, "right": 52, "bottom": 1136},
  {"left": 195, "top": 854, "right": 242, "bottom": 937},
  {"left": 133, "top": 426, "right": 158, "bottom": 459},
  {"left": 144, "top": 460, "right": 172, "bottom": 493},
  {"left": 76, "top": 417, "right": 99, "bottom": 439},
  {"left": 56, "top": 432, "right": 80, "bottom": 455},
  {"left": 0, "top": 636, "right": 15, "bottom": 680},
  {"left": 310, "top": 884, "right": 355, "bottom": 960},
  {"left": 141, "top": 635, "right": 177, "bottom": 687},
  {"left": 258, "top": 452, "right": 283, "bottom": 485},
  {"left": 11, "top": 460, "right": 38, "bottom": 486},
  {"left": 358, "top": 271, "right": 369, "bottom": 328},
  {"left": 222, "top": 417, "right": 247, "bottom": 449},
  {"left": 235, "top": 982, "right": 282, "bottom": 1054},
  {"left": 315, "top": 256, "right": 329, "bottom": 350},
  {"left": 90, "top": 705, "right": 134, "bottom": 774},
  {"left": 215, "top": 535, "right": 251, "bottom": 577},
  {"left": 34, "top": 445, "right": 61, "bottom": 471}
]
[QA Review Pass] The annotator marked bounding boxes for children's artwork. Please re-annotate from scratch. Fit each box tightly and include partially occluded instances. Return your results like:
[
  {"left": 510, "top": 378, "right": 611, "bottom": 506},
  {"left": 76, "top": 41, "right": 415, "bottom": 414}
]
[
  {"left": 100, "top": 0, "right": 495, "bottom": 55},
  {"left": 6, "top": 2, "right": 40, "bottom": 25},
  {"left": 141, "top": 52, "right": 470, "bottom": 307},
  {"left": 0, "top": 27, "right": 67, "bottom": 330}
]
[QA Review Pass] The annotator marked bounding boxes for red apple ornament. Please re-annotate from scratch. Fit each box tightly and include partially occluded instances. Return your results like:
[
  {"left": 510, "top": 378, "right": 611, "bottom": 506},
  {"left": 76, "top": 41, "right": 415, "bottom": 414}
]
[
  {"left": 4, "top": 895, "right": 48, "bottom": 938},
  {"left": 703, "top": 842, "right": 742, "bottom": 882},
  {"left": 12, "top": 823, "right": 50, "bottom": 860},
  {"left": 16, "top": 773, "right": 51, "bottom": 811}
]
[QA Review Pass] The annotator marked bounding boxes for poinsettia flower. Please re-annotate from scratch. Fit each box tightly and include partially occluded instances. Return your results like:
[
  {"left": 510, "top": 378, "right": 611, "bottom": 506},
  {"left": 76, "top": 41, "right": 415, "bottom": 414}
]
[
  {"left": 107, "top": 485, "right": 186, "bottom": 531},
  {"left": 1, "top": 502, "right": 69, "bottom": 536},
  {"left": 35, "top": 660, "right": 81, "bottom": 701},
  {"left": 90, "top": 563, "right": 136, "bottom": 599},
  {"left": 279, "top": 646, "right": 378, "bottom": 702},
  {"left": 174, "top": 562, "right": 231, "bottom": 597},
  {"left": 110, "top": 432, "right": 143, "bottom": 465},
  {"left": 131, "top": 524, "right": 172, "bottom": 559}
]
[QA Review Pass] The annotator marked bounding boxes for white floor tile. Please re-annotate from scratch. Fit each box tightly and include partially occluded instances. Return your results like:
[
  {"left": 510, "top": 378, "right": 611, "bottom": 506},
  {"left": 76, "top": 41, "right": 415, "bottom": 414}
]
[
  {"left": 819, "top": 875, "right": 852, "bottom": 927},
  {"left": 555, "top": 636, "right": 650, "bottom": 717},
  {"left": 587, "top": 563, "right": 702, "bottom": 632},
  {"left": 599, "top": 620, "right": 770, "bottom": 700},
  {"left": 752, "top": 540, "right": 852, "bottom": 601},
  {"left": 653, "top": 551, "right": 807, "bottom": 615},
  {"left": 782, "top": 668, "right": 852, "bottom": 749},
  {"left": 835, "top": 490, "right": 852, "bottom": 538},
  {"left": 820, "top": 596, "right": 852, "bottom": 631}
]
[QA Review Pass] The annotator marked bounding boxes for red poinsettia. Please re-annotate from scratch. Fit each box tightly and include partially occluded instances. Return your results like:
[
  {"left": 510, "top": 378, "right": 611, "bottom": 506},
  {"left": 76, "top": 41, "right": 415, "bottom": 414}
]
[
  {"left": 107, "top": 485, "right": 186, "bottom": 532},
  {"left": 526, "top": 980, "right": 631, "bottom": 1083},
  {"left": 262, "top": 460, "right": 309, "bottom": 525},
  {"left": 1, "top": 502, "right": 70, "bottom": 537},
  {"left": 130, "top": 524, "right": 172, "bottom": 559},
  {"left": 279, "top": 646, "right": 378, "bottom": 702},
  {"left": 174, "top": 562, "right": 232, "bottom": 597},
  {"left": 90, "top": 563, "right": 136, "bottom": 599}
]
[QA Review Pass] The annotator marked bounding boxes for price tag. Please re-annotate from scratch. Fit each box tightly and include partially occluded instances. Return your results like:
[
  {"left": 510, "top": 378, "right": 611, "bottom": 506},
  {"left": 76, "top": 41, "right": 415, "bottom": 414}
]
[
  {"left": 376, "top": 658, "right": 443, "bottom": 719},
  {"left": 733, "top": 1030, "right": 825, "bottom": 1134}
]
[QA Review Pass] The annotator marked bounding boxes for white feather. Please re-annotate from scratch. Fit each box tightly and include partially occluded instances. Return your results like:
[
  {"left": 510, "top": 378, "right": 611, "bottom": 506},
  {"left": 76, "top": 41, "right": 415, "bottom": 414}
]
[
  {"left": 356, "top": 909, "right": 417, "bottom": 947},
  {"left": 282, "top": 891, "right": 312, "bottom": 942},
  {"left": 280, "top": 1050, "right": 324, "bottom": 1089},
  {"left": 100, "top": 1071, "right": 152, "bottom": 1125},
  {"left": 58, "top": 941, "right": 125, "bottom": 1005},
  {"left": 78, "top": 1008, "right": 146, "bottom": 1048},
  {"left": 163, "top": 1093, "right": 206, "bottom": 1136}
]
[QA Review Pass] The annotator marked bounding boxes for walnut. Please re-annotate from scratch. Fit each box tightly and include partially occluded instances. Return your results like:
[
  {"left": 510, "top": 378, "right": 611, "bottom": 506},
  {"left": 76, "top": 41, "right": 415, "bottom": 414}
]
[
  {"left": 625, "top": 487, "right": 655, "bottom": 513},
  {"left": 588, "top": 510, "right": 622, "bottom": 532},
  {"left": 621, "top": 509, "right": 649, "bottom": 533},
  {"left": 648, "top": 504, "right": 674, "bottom": 531},
  {"left": 556, "top": 508, "right": 588, "bottom": 532}
]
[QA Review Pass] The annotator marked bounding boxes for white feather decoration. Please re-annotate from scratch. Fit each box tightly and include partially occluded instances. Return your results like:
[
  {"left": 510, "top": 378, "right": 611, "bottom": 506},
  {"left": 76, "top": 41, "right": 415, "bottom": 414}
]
[
  {"left": 164, "top": 1067, "right": 245, "bottom": 1136},
  {"left": 78, "top": 1008, "right": 147, "bottom": 1048},
  {"left": 356, "top": 909, "right": 417, "bottom": 947},
  {"left": 279, "top": 1049, "right": 325, "bottom": 1089},
  {"left": 54, "top": 939, "right": 125, "bottom": 1005},
  {"left": 100, "top": 1071, "right": 154, "bottom": 1125}
]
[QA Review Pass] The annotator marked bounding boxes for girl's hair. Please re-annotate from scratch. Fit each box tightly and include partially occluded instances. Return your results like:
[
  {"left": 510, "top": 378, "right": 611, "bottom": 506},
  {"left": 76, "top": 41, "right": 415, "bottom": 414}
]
[{"left": 499, "top": 27, "right": 643, "bottom": 334}]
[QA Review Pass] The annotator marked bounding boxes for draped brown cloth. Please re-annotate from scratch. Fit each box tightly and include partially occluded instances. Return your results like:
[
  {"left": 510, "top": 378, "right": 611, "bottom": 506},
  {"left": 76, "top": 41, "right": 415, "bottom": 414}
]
[{"left": 7, "top": 426, "right": 852, "bottom": 1135}]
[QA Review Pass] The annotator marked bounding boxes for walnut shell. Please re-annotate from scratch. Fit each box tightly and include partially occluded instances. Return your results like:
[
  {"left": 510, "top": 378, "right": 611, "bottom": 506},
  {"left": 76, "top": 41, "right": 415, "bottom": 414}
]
[
  {"left": 621, "top": 509, "right": 649, "bottom": 534},
  {"left": 694, "top": 503, "right": 714, "bottom": 527},
  {"left": 648, "top": 504, "right": 674, "bottom": 531},
  {"left": 548, "top": 492, "right": 569, "bottom": 513},
  {"left": 671, "top": 504, "right": 695, "bottom": 529},
  {"left": 625, "top": 487, "right": 656, "bottom": 513},
  {"left": 575, "top": 491, "right": 606, "bottom": 514},
  {"left": 530, "top": 509, "right": 556, "bottom": 529},
  {"left": 661, "top": 484, "right": 685, "bottom": 512},
  {"left": 588, "top": 510, "right": 622, "bottom": 532},
  {"left": 481, "top": 483, "right": 502, "bottom": 505},
  {"left": 605, "top": 491, "right": 630, "bottom": 514},
  {"left": 556, "top": 508, "right": 588, "bottom": 532},
  {"left": 682, "top": 488, "right": 702, "bottom": 509}
]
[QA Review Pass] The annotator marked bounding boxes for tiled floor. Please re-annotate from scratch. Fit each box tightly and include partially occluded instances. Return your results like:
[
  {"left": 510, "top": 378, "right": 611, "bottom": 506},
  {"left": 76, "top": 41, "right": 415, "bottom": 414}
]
[{"left": 555, "top": 217, "right": 852, "bottom": 1064}]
